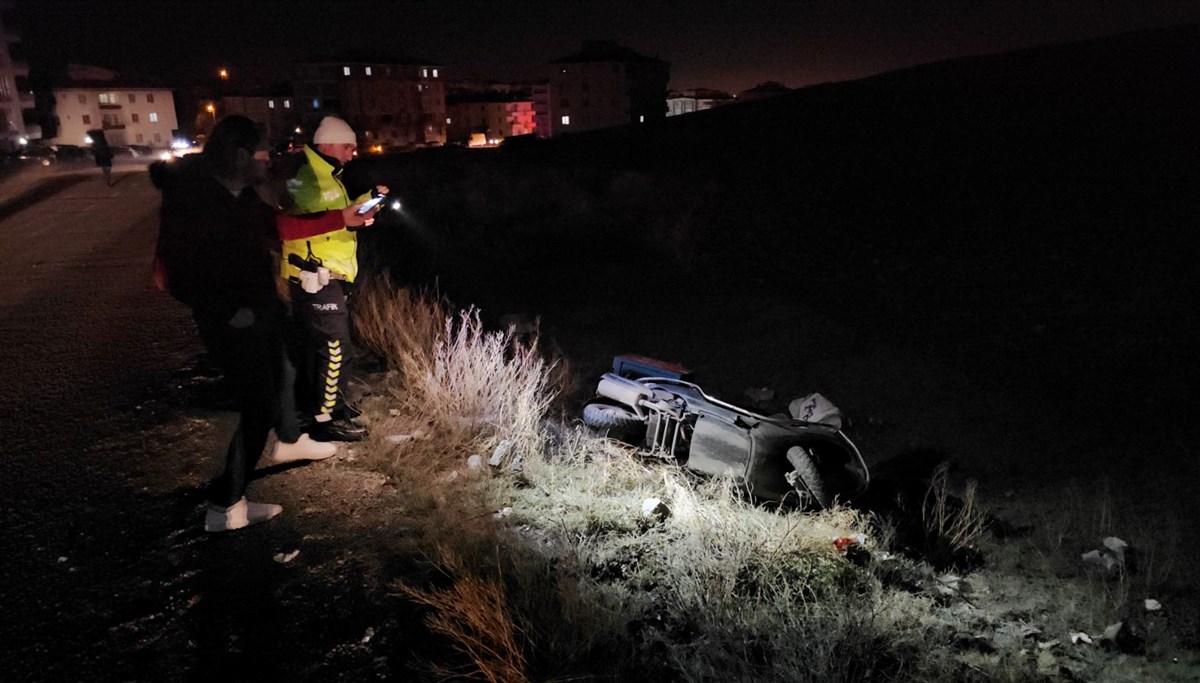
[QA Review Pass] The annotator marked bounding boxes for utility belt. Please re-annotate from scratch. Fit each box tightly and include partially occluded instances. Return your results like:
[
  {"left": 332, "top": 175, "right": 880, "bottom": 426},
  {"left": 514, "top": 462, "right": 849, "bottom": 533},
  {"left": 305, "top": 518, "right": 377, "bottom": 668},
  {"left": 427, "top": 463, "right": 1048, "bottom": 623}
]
[{"left": 288, "top": 253, "right": 347, "bottom": 293}]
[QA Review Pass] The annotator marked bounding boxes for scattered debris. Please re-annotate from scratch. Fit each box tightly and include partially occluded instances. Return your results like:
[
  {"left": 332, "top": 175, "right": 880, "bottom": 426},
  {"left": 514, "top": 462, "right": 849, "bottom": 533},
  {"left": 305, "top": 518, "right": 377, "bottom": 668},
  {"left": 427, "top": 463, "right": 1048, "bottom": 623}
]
[
  {"left": 488, "top": 440, "right": 513, "bottom": 467},
  {"left": 1100, "top": 620, "right": 1146, "bottom": 654},
  {"left": 641, "top": 497, "right": 671, "bottom": 523},
  {"left": 788, "top": 392, "right": 844, "bottom": 428},
  {"left": 273, "top": 549, "right": 300, "bottom": 564},
  {"left": 1145, "top": 598, "right": 1162, "bottom": 612},
  {"left": 1081, "top": 536, "right": 1130, "bottom": 577},
  {"left": 385, "top": 434, "right": 415, "bottom": 444},
  {"left": 832, "top": 534, "right": 866, "bottom": 553},
  {"left": 744, "top": 386, "right": 775, "bottom": 405},
  {"left": 493, "top": 507, "right": 513, "bottom": 518}
]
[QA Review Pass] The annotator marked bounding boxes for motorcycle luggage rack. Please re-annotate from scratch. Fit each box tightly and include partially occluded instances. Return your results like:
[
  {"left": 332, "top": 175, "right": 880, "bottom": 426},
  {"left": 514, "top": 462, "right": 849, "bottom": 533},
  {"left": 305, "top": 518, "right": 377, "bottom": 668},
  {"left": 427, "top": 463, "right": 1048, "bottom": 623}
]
[{"left": 644, "top": 407, "right": 686, "bottom": 459}]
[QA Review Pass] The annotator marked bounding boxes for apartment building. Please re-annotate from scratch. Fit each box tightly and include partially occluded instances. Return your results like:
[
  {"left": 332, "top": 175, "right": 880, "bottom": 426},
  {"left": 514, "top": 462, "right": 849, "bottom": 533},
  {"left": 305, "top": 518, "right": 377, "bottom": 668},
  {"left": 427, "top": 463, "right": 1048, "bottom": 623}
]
[
  {"left": 292, "top": 51, "right": 446, "bottom": 148},
  {"left": 666, "top": 88, "right": 734, "bottom": 116},
  {"left": 0, "top": 0, "right": 34, "bottom": 150},
  {"left": 219, "top": 86, "right": 299, "bottom": 147},
  {"left": 51, "top": 66, "right": 177, "bottom": 147},
  {"left": 446, "top": 92, "right": 535, "bottom": 145},
  {"left": 536, "top": 41, "right": 669, "bottom": 139}
]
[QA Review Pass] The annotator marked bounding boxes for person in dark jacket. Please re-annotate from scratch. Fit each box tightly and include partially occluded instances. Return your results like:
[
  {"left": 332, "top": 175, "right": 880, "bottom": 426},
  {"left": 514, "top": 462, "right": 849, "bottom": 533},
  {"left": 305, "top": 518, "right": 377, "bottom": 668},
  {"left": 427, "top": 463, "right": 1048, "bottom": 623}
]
[{"left": 150, "top": 115, "right": 336, "bottom": 533}]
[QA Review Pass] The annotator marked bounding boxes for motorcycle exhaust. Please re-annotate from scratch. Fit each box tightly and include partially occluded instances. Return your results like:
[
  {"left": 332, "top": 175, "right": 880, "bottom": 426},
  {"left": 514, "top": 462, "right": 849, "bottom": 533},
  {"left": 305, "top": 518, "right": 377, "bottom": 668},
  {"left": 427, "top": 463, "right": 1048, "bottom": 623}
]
[{"left": 596, "top": 373, "right": 653, "bottom": 417}]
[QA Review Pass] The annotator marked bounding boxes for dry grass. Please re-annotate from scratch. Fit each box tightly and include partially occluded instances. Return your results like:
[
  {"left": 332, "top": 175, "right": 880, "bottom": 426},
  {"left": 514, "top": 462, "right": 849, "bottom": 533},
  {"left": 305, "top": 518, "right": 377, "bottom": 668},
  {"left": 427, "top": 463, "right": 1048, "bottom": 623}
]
[
  {"left": 354, "top": 286, "right": 1200, "bottom": 682},
  {"left": 921, "top": 462, "right": 988, "bottom": 568},
  {"left": 395, "top": 548, "right": 530, "bottom": 683}
]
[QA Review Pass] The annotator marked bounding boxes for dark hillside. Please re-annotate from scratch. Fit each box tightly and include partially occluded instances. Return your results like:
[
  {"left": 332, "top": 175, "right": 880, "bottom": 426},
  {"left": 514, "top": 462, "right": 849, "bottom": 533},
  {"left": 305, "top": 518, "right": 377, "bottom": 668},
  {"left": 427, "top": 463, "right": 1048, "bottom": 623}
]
[{"left": 358, "top": 24, "right": 1199, "bottom": 494}]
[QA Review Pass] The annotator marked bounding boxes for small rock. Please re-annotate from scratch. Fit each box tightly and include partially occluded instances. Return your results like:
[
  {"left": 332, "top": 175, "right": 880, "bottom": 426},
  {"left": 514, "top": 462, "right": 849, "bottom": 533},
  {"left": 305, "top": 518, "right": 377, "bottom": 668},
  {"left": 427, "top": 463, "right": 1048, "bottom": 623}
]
[
  {"left": 466, "top": 454, "right": 483, "bottom": 470},
  {"left": 57, "top": 556, "right": 68, "bottom": 563},
  {"left": 1145, "top": 598, "right": 1162, "bottom": 611},
  {"left": 361, "top": 627, "right": 375, "bottom": 644},
  {"left": 273, "top": 550, "right": 300, "bottom": 564},
  {"left": 493, "top": 507, "right": 513, "bottom": 518}
]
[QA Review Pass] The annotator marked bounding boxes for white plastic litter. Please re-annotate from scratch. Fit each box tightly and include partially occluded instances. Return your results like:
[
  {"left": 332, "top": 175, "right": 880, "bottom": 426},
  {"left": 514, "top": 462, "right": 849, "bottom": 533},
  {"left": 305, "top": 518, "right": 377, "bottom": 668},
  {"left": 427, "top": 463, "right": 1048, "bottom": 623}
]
[
  {"left": 1145, "top": 599, "right": 1163, "bottom": 611},
  {"left": 1070, "top": 632, "right": 1093, "bottom": 645},
  {"left": 788, "top": 392, "right": 845, "bottom": 428}
]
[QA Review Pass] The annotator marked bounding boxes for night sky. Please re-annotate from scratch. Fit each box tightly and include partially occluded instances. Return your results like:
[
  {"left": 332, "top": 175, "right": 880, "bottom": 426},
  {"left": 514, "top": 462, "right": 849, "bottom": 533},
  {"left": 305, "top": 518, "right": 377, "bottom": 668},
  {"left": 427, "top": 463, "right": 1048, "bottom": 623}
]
[{"left": 15, "top": 0, "right": 1200, "bottom": 93}]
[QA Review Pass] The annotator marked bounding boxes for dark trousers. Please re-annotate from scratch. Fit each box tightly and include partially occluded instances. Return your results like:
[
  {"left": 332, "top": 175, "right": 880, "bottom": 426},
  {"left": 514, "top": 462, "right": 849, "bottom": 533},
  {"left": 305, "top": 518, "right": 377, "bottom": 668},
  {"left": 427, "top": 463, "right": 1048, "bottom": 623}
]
[
  {"left": 288, "top": 280, "right": 352, "bottom": 418},
  {"left": 195, "top": 305, "right": 298, "bottom": 508}
]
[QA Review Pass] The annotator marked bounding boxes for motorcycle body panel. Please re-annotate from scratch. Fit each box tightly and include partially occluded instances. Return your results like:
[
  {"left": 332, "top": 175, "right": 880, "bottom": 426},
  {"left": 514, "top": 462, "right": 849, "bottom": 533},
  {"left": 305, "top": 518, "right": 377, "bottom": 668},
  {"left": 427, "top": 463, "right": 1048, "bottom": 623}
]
[{"left": 590, "top": 372, "right": 870, "bottom": 505}]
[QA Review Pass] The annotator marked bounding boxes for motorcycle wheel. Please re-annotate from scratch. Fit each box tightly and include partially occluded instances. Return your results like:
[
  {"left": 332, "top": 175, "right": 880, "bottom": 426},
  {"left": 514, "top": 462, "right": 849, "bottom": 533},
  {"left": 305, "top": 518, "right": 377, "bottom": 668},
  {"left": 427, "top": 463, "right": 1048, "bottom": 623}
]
[
  {"left": 583, "top": 403, "right": 645, "bottom": 443},
  {"left": 786, "top": 445, "right": 834, "bottom": 509}
]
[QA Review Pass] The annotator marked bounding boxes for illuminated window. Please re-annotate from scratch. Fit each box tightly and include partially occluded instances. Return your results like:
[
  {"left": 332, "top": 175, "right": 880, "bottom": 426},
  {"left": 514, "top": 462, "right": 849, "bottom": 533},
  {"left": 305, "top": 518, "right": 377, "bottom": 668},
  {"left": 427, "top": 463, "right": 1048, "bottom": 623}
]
[
  {"left": 343, "top": 66, "right": 351, "bottom": 76},
  {"left": 98, "top": 93, "right": 117, "bottom": 104},
  {"left": 432, "top": 68, "right": 438, "bottom": 78},
  {"left": 639, "top": 115, "right": 644, "bottom": 122},
  {"left": 365, "top": 66, "right": 373, "bottom": 76},
  {"left": 422, "top": 68, "right": 428, "bottom": 78},
  {"left": 149, "top": 112, "right": 158, "bottom": 122},
  {"left": 268, "top": 100, "right": 275, "bottom": 109},
  {"left": 445, "top": 117, "right": 451, "bottom": 124},
  {"left": 417, "top": 84, "right": 422, "bottom": 92},
  {"left": 561, "top": 115, "right": 570, "bottom": 125},
  {"left": 312, "top": 98, "right": 320, "bottom": 109},
  {"left": 284, "top": 99, "right": 291, "bottom": 109}
]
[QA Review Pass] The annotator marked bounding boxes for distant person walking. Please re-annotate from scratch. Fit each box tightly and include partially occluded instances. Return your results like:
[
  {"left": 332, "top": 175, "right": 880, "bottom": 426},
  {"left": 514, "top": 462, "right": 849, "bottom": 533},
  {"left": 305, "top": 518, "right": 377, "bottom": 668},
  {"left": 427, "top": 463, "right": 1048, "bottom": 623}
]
[
  {"left": 150, "top": 115, "right": 336, "bottom": 533},
  {"left": 278, "top": 115, "right": 386, "bottom": 442},
  {"left": 89, "top": 129, "right": 114, "bottom": 186}
]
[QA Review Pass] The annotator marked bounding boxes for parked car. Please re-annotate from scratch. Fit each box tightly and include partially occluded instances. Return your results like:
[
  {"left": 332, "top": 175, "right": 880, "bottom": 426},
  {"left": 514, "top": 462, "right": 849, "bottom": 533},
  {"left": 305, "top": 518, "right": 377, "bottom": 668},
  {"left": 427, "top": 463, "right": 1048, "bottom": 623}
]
[
  {"left": 52, "top": 144, "right": 91, "bottom": 162},
  {"left": 15, "top": 145, "right": 56, "bottom": 165}
]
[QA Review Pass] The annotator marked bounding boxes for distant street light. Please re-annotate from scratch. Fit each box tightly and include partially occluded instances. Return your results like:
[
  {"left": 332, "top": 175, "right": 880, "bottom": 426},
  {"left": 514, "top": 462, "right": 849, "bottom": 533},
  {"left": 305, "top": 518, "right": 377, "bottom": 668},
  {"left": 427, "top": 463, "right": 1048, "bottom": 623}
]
[
  {"left": 206, "top": 103, "right": 216, "bottom": 124},
  {"left": 218, "top": 68, "right": 229, "bottom": 80}
]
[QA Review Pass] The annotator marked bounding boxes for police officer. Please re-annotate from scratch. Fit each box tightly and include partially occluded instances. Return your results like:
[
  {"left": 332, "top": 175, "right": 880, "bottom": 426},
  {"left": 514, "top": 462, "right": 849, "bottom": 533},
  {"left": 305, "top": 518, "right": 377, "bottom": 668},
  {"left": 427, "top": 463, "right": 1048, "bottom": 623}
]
[{"left": 278, "top": 116, "right": 386, "bottom": 442}]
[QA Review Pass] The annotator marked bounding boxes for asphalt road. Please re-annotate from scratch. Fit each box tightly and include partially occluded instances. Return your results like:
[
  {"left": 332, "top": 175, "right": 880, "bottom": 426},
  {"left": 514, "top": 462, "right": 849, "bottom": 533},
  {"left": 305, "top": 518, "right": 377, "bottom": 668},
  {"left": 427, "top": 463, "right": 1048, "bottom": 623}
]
[{"left": 0, "top": 168, "right": 206, "bottom": 678}]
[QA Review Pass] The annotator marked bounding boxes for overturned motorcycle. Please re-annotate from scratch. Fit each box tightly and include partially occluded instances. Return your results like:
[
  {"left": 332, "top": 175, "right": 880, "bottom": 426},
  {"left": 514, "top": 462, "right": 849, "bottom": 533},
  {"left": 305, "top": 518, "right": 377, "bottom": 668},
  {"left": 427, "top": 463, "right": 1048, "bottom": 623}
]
[{"left": 583, "top": 373, "right": 870, "bottom": 509}]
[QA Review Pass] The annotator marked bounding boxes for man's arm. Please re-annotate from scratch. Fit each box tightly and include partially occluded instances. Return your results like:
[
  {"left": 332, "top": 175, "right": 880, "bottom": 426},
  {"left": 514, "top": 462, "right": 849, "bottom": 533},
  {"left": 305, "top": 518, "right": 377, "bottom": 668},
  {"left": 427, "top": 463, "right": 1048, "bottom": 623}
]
[{"left": 276, "top": 204, "right": 378, "bottom": 241}]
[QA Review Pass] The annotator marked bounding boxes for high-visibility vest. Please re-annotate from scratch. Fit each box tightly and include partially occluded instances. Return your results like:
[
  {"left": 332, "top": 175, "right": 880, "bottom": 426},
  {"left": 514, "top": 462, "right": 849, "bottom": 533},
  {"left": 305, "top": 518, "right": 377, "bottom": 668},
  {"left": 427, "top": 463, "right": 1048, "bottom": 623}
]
[{"left": 280, "top": 146, "right": 369, "bottom": 282}]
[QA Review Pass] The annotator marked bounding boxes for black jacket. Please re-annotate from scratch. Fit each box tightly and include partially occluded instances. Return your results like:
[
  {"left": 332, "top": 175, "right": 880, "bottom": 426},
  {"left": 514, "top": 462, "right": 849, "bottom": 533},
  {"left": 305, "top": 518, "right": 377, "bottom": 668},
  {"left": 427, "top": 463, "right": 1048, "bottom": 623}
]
[{"left": 150, "top": 156, "right": 281, "bottom": 322}]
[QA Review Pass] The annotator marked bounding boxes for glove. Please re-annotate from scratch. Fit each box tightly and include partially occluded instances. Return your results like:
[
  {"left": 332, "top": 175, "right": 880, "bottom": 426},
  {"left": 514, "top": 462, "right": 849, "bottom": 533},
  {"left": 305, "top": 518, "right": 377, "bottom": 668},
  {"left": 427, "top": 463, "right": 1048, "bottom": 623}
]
[{"left": 299, "top": 270, "right": 323, "bottom": 294}]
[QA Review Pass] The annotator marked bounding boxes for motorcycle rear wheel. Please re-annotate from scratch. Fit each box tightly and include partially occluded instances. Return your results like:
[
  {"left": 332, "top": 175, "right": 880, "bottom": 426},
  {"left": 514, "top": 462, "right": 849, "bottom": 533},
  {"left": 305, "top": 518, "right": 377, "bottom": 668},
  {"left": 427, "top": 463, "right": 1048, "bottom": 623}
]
[
  {"left": 786, "top": 445, "right": 834, "bottom": 509},
  {"left": 583, "top": 403, "right": 645, "bottom": 443}
]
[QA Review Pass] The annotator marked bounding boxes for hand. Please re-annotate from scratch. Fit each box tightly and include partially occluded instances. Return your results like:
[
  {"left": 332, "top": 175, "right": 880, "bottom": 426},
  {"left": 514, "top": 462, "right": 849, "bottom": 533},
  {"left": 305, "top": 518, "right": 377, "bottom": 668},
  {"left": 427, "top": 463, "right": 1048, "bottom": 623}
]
[
  {"left": 342, "top": 203, "right": 377, "bottom": 228},
  {"left": 375, "top": 185, "right": 390, "bottom": 196}
]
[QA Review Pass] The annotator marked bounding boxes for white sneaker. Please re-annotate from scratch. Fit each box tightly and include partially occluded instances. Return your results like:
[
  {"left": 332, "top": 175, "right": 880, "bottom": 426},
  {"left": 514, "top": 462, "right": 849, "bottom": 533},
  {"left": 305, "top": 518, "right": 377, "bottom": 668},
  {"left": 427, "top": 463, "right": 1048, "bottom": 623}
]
[
  {"left": 204, "top": 497, "right": 282, "bottom": 532},
  {"left": 268, "top": 434, "right": 338, "bottom": 465}
]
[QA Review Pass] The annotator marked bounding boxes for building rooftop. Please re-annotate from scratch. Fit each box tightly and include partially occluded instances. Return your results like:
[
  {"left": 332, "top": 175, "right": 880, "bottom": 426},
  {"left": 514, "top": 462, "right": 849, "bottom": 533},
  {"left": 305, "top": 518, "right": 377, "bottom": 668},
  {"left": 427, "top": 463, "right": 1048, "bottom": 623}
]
[{"left": 551, "top": 40, "right": 667, "bottom": 65}]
